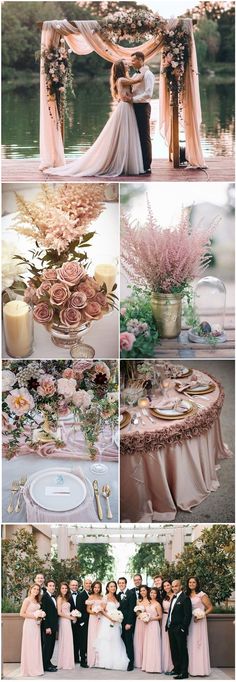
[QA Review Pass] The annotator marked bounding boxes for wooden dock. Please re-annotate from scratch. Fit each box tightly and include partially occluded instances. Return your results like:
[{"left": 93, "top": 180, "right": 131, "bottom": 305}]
[
  {"left": 154, "top": 313, "right": 235, "bottom": 359},
  {"left": 2, "top": 156, "right": 234, "bottom": 183}
]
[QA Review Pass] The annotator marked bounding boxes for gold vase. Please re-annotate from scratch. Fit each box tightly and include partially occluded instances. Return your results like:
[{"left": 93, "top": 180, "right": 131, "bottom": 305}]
[{"left": 151, "top": 292, "right": 183, "bottom": 338}]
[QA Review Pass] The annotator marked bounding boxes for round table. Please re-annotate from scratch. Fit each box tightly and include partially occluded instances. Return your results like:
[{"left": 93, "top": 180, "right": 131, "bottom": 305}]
[{"left": 120, "top": 369, "right": 232, "bottom": 522}]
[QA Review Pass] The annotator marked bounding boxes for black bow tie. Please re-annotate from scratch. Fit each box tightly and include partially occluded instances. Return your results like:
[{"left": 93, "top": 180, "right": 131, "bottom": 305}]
[
  {"left": 137, "top": 69, "right": 141, "bottom": 73},
  {"left": 120, "top": 591, "right": 124, "bottom": 594},
  {"left": 72, "top": 592, "right": 77, "bottom": 595}
]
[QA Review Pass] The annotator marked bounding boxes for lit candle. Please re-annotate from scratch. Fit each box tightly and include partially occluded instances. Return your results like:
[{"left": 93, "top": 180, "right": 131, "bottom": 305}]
[
  {"left": 138, "top": 397, "right": 150, "bottom": 408},
  {"left": 94, "top": 263, "right": 117, "bottom": 293},
  {"left": 3, "top": 300, "right": 33, "bottom": 358}
]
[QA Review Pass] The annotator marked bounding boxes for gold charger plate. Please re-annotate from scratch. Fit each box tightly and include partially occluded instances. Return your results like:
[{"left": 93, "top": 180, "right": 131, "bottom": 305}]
[
  {"left": 150, "top": 402, "right": 194, "bottom": 421},
  {"left": 172, "top": 368, "right": 193, "bottom": 379},
  {"left": 120, "top": 411, "right": 131, "bottom": 430},
  {"left": 185, "top": 382, "right": 215, "bottom": 396}
]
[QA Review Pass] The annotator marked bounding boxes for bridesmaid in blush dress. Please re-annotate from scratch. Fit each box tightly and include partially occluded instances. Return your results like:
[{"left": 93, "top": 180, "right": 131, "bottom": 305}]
[
  {"left": 161, "top": 579, "right": 174, "bottom": 673},
  {"left": 86, "top": 580, "right": 104, "bottom": 668},
  {"left": 134, "top": 585, "right": 150, "bottom": 668},
  {"left": 57, "top": 582, "right": 76, "bottom": 671},
  {"left": 142, "top": 587, "right": 162, "bottom": 673},
  {"left": 20, "top": 584, "right": 44, "bottom": 677},
  {"left": 187, "top": 576, "right": 213, "bottom": 677}
]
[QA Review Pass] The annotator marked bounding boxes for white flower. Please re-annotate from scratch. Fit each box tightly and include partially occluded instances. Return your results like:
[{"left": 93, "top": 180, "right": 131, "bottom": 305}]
[
  {"left": 107, "top": 392, "right": 118, "bottom": 403},
  {"left": 71, "top": 609, "right": 81, "bottom": 618},
  {"left": 171, "top": 61, "right": 179, "bottom": 68},
  {"left": 57, "top": 377, "right": 77, "bottom": 400},
  {"left": 2, "top": 241, "right": 25, "bottom": 291},
  {"left": 2, "top": 370, "right": 16, "bottom": 392},
  {"left": 72, "top": 389, "right": 92, "bottom": 410},
  {"left": 193, "top": 608, "right": 205, "bottom": 620}
]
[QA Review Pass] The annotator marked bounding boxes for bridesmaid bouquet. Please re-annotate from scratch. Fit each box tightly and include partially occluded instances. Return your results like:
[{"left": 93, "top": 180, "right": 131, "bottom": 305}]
[
  {"left": 34, "top": 609, "right": 46, "bottom": 623},
  {"left": 134, "top": 605, "right": 145, "bottom": 614},
  {"left": 71, "top": 609, "right": 81, "bottom": 619},
  {"left": 192, "top": 608, "right": 205, "bottom": 620},
  {"left": 91, "top": 603, "right": 104, "bottom": 615},
  {"left": 139, "top": 612, "right": 150, "bottom": 623}
]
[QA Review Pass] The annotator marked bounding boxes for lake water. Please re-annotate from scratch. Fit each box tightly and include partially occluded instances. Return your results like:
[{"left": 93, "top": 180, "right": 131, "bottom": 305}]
[{"left": 2, "top": 78, "right": 235, "bottom": 160}]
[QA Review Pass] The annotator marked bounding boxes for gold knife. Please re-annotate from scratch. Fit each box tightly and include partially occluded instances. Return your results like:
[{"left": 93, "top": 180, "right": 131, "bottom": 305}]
[{"left": 92, "top": 480, "right": 103, "bottom": 520}]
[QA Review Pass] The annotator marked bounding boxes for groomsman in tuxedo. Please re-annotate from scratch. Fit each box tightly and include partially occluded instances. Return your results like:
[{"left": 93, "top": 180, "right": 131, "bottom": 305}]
[
  {"left": 129, "top": 573, "right": 143, "bottom": 603},
  {"left": 153, "top": 574, "right": 165, "bottom": 605},
  {"left": 77, "top": 577, "right": 92, "bottom": 668},
  {"left": 41, "top": 580, "right": 58, "bottom": 673},
  {"left": 117, "top": 577, "right": 136, "bottom": 671},
  {"left": 69, "top": 579, "right": 81, "bottom": 664},
  {"left": 34, "top": 573, "right": 47, "bottom": 597},
  {"left": 166, "top": 579, "right": 192, "bottom": 680}
]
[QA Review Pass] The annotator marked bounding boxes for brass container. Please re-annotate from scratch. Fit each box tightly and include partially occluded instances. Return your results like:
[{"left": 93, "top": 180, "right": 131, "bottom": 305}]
[{"left": 151, "top": 292, "right": 183, "bottom": 338}]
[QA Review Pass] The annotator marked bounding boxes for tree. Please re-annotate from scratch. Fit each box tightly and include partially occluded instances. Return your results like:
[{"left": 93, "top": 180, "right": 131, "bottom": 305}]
[
  {"left": 172, "top": 525, "right": 235, "bottom": 604},
  {"left": 195, "top": 17, "right": 221, "bottom": 65},
  {"left": 2, "top": 528, "right": 45, "bottom": 609},
  {"left": 48, "top": 553, "right": 83, "bottom": 590},
  {"left": 128, "top": 543, "right": 165, "bottom": 578},
  {"left": 77, "top": 543, "right": 115, "bottom": 581}
]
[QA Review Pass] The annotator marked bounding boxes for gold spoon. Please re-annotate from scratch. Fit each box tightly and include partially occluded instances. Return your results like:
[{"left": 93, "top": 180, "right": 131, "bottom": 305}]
[
  {"left": 102, "top": 484, "right": 113, "bottom": 519},
  {"left": 7, "top": 480, "right": 20, "bottom": 514}
]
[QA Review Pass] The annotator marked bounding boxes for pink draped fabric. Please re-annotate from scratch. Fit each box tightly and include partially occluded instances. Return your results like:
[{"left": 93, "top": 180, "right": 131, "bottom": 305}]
[{"left": 39, "top": 18, "right": 205, "bottom": 170}]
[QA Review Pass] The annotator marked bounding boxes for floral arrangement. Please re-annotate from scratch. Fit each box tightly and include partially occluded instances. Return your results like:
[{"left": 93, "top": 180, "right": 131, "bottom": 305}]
[
  {"left": 138, "top": 611, "right": 150, "bottom": 622},
  {"left": 2, "top": 360, "right": 118, "bottom": 460},
  {"left": 96, "top": 8, "right": 165, "bottom": 44},
  {"left": 71, "top": 608, "right": 81, "bottom": 619},
  {"left": 193, "top": 608, "right": 205, "bottom": 620},
  {"left": 161, "top": 20, "right": 190, "bottom": 99},
  {"left": 120, "top": 285, "right": 159, "bottom": 358},
  {"left": 34, "top": 609, "right": 46, "bottom": 623},
  {"left": 121, "top": 200, "right": 215, "bottom": 297},
  {"left": 109, "top": 610, "right": 123, "bottom": 624},
  {"left": 38, "top": 39, "right": 74, "bottom": 123},
  {"left": 134, "top": 604, "right": 145, "bottom": 614},
  {"left": 24, "top": 261, "right": 112, "bottom": 331},
  {"left": 2, "top": 241, "right": 26, "bottom": 294},
  {"left": 12, "top": 183, "right": 105, "bottom": 268}
]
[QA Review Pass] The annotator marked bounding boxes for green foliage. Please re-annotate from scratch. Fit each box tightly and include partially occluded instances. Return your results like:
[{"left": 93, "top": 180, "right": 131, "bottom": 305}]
[
  {"left": 128, "top": 543, "right": 165, "bottom": 577},
  {"left": 77, "top": 543, "right": 115, "bottom": 582},
  {"left": 2, "top": 529, "right": 45, "bottom": 607},
  {"left": 120, "top": 286, "right": 159, "bottom": 358},
  {"left": 173, "top": 525, "right": 235, "bottom": 604},
  {"left": 48, "top": 553, "right": 82, "bottom": 589}
]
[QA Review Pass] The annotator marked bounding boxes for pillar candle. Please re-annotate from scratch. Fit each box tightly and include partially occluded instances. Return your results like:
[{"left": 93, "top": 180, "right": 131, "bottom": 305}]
[
  {"left": 3, "top": 300, "right": 33, "bottom": 358},
  {"left": 94, "top": 263, "right": 117, "bottom": 293}
]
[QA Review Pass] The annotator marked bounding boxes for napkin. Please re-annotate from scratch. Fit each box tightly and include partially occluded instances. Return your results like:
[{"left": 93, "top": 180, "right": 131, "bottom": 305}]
[{"left": 153, "top": 399, "right": 188, "bottom": 414}]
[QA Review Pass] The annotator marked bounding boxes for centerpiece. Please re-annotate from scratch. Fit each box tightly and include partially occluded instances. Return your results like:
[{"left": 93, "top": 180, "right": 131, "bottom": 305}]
[
  {"left": 121, "top": 199, "right": 216, "bottom": 340},
  {"left": 187, "top": 276, "right": 227, "bottom": 344}
]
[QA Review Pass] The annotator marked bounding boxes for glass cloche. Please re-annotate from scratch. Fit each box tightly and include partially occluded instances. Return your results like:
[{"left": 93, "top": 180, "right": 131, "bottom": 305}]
[{"left": 188, "top": 276, "right": 227, "bottom": 343}]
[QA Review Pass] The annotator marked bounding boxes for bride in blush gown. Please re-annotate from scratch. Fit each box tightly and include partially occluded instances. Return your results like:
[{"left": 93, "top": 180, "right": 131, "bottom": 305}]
[
  {"left": 95, "top": 581, "right": 129, "bottom": 670},
  {"left": 45, "top": 61, "right": 144, "bottom": 178}
]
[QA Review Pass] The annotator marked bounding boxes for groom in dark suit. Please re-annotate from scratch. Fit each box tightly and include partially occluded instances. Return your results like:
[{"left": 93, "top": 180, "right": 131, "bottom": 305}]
[
  {"left": 76, "top": 577, "right": 92, "bottom": 668},
  {"left": 41, "top": 580, "right": 58, "bottom": 672},
  {"left": 69, "top": 579, "right": 81, "bottom": 664},
  {"left": 166, "top": 579, "right": 192, "bottom": 679},
  {"left": 117, "top": 577, "right": 136, "bottom": 671}
]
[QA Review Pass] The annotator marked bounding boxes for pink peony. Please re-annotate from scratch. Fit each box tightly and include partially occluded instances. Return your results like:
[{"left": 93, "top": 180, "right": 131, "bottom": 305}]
[
  {"left": 33, "top": 302, "right": 53, "bottom": 324},
  {"left": 59, "top": 307, "right": 82, "bottom": 328},
  {"left": 62, "top": 368, "right": 75, "bottom": 379},
  {"left": 49, "top": 282, "right": 70, "bottom": 307},
  {"left": 70, "top": 291, "right": 87, "bottom": 309},
  {"left": 57, "top": 377, "right": 77, "bottom": 400},
  {"left": 120, "top": 332, "right": 135, "bottom": 351},
  {"left": 84, "top": 301, "right": 102, "bottom": 320},
  {"left": 72, "top": 389, "right": 92, "bottom": 410},
  {"left": 57, "top": 261, "right": 85, "bottom": 287},
  {"left": 6, "top": 388, "right": 35, "bottom": 416},
  {"left": 37, "top": 374, "right": 56, "bottom": 397},
  {"left": 78, "top": 283, "right": 96, "bottom": 300},
  {"left": 42, "top": 269, "right": 58, "bottom": 281}
]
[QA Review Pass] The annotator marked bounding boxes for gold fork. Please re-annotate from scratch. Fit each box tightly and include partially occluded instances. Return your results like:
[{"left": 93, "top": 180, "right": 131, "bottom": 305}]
[
  {"left": 15, "top": 476, "right": 27, "bottom": 513},
  {"left": 7, "top": 480, "right": 20, "bottom": 514},
  {"left": 102, "top": 484, "right": 113, "bottom": 519}
]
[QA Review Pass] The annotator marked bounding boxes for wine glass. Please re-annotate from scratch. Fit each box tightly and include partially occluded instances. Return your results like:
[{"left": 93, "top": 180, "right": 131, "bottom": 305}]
[{"left": 90, "top": 425, "right": 112, "bottom": 474}]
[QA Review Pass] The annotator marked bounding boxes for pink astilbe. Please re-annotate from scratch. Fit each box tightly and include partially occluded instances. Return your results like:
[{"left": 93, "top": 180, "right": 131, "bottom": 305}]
[{"left": 121, "top": 200, "right": 216, "bottom": 293}]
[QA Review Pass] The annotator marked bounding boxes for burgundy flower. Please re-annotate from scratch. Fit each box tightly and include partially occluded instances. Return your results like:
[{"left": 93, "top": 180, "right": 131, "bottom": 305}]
[
  {"left": 33, "top": 302, "right": 53, "bottom": 324},
  {"left": 70, "top": 291, "right": 87, "bottom": 309},
  {"left": 59, "top": 307, "right": 82, "bottom": 328},
  {"left": 57, "top": 261, "right": 85, "bottom": 287},
  {"left": 84, "top": 301, "right": 102, "bottom": 320},
  {"left": 49, "top": 282, "right": 70, "bottom": 307}
]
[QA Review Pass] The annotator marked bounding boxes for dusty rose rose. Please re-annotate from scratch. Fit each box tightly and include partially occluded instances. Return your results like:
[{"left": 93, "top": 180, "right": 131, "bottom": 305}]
[
  {"left": 36, "top": 281, "right": 52, "bottom": 298},
  {"left": 78, "top": 283, "right": 96, "bottom": 300},
  {"left": 120, "top": 307, "right": 127, "bottom": 316},
  {"left": 49, "top": 282, "right": 70, "bottom": 307},
  {"left": 87, "top": 276, "right": 100, "bottom": 291},
  {"left": 42, "top": 269, "right": 57, "bottom": 281},
  {"left": 37, "top": 374, "right": 56, "bottom": 397},
  {"left": 57, "top": 261, "right": 85, "bottom": 287},
  {"left": 59, "top": 307, "right": 82, "bottom": 328},
  {"left": 63, "top": 368, "right": 75, "bottom": 379},
  {"left": 6, "top": 388, "right": 35, "bottom": 416},
  {"left": 84, "top": 301, "right": 102, "bottom": 320},
  {"left": 70, "top": 291, "right": 87, "bottom": 309},
  {"left": 24, "top": 286, "right": 37, "bottom": 304},
  {"left": 73, "top": 360, "right": 94, "bottom": 373},
  {"left": 120, "top": 332, "right": 135, "bottom": 351},
  {"left": 95, "top": 292, "right": 108, "bottom": 307},
  {"left": 33, "top": 302, "right": 53, "bottom": 324}
]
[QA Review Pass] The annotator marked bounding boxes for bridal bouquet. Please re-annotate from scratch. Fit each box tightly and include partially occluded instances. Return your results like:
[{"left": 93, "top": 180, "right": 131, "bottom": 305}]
[
  {"left": 34, "top": 609, "right": 46, "bottom": 623},
  {"left": 193, "top": 608, "right": 206, "bottom": 620},
  {"left": 109, "top": 611, "right": 124, "bottom": 624}
]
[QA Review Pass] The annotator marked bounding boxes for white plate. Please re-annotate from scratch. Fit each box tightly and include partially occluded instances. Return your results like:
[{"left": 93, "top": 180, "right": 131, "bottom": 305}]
[
  {"left": 154, "top": 400, "right": 192, "bottom": 416},
  {"left": 29, "top": 469, "right": 87, "bottom": 512},
  {"left": 114, "top": 431, "right": 119, "bottom": 448},
  {"left": 119, "top": 414, "right": 124, "bottom": 424}
]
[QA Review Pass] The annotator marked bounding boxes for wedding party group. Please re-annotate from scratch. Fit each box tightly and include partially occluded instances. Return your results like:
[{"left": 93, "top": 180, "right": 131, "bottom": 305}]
[{"left": 20, "top": 571, "right": 213, "bottom": 679}]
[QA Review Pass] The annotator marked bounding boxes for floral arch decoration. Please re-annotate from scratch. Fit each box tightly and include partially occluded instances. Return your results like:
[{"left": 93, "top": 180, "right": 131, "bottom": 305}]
[{"left": 39, "top": 11, "right": 205, "bottom": 171}]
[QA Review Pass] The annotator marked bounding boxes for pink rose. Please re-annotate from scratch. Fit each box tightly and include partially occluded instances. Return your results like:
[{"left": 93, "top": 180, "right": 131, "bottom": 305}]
[
  {"left": 24, "top": 286, "right": 37, "bottom": 304},
  {"left": 6, "top": 388, "right": 35, "bottom": 416},
  {"left": 42, "top": 269, "right": 57, "bottom": 281},
  {"left": 33, "top": 302, "right": 53, "bottom": 324},
  {"left": 84, "top": 302, "right": 102, "bottom": 320},
  {"left": 58, "top": 377, "right": 77, "bottom": 399},
  {"left": 78, "top": 283, "right": 96, "bottom": 300},
  {"left": 59, "top": 307, "right": 82, "bottom": 328},
  {"left": 120, "top": 332, "right": 135, "bottom": 351},
  {"left": 70, "top": 291, "right": 87, "bottom": 309},
  {"left": 72, "top": 389, "right": 92, "bottom": 410},
  {"left": 49, "top": 282, "right": 70, "bottom": 307},
  {"left": 63, "top": 368, "right": 75, "bottom": 379},
  {"left": 95, "top": 292, "right": 108, "bottom": 307},
  {"left": 120, "top": 307, "right": 127, "bottom": 316},
  {"left": 72, "top": 360, "right": 94, "bottom": 373},
  {"left": 57, "top": 262, "right": 85, "bottom": 287},
  {"left": 87, "top": 276, "right": 100, "bottom": 291},
  {"left": 37, "top": 374, "right": 56, "bottom": 397},
  {"left": 36, "top": 281, "right": 52, "bottom": 298}
]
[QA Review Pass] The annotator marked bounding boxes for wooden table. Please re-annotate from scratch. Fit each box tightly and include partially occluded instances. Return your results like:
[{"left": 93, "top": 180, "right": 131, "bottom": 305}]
[{"left": 154, "top": 311, "right": 235, "bottom": 359}]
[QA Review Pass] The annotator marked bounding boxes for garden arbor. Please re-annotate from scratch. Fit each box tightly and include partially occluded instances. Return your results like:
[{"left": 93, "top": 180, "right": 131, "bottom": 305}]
[{"left": 38, "top": 16, "right": 206, "bottom": 172}]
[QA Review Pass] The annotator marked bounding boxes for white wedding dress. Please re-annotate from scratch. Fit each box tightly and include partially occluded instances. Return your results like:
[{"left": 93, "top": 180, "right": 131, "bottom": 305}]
[
  {"left": 45, "top": 80, "right": 144, "bottom": 178},
  {"left": 95, "top": 598, "right": 129, "bottom": 670}
]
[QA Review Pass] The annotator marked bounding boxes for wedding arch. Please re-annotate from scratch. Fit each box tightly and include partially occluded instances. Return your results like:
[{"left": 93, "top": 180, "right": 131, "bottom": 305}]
[{"left": 38, "top": 15, "right": 206, "bottom": 172}]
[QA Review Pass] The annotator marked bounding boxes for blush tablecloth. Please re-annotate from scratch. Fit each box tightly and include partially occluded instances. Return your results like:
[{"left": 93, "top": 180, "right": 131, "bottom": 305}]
[{"left": 120, "top": 371, "right": 232, "bottom": 522}]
